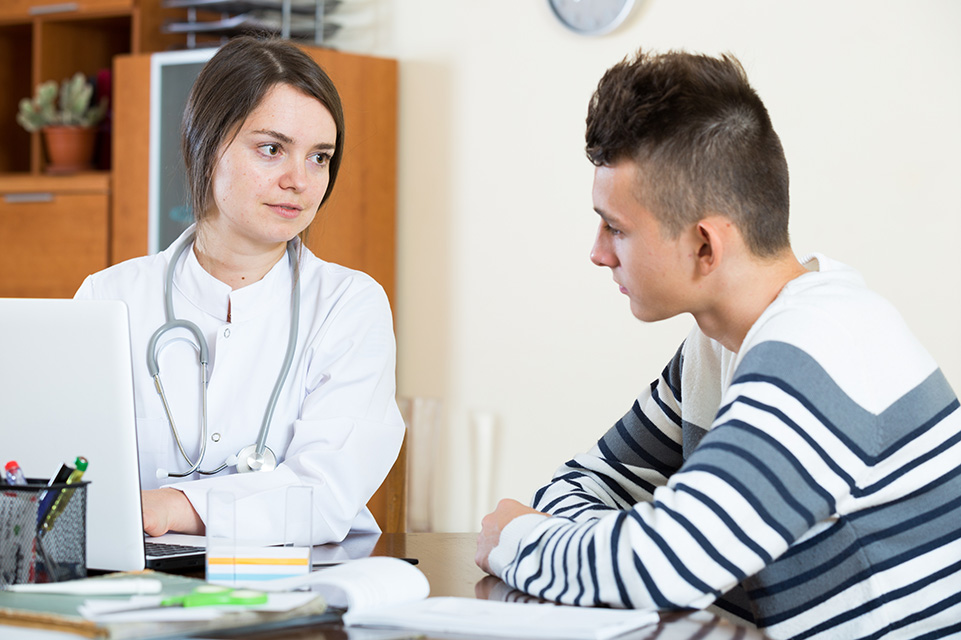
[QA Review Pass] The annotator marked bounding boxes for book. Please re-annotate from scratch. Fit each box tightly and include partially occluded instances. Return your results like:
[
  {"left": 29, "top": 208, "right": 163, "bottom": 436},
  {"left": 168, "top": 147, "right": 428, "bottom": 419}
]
[
  {"left": 0, "top": 571, "right": 330, "bottom": 639},
  {"left": 263, "top": 557, "right": 659, "bottom": 640}
]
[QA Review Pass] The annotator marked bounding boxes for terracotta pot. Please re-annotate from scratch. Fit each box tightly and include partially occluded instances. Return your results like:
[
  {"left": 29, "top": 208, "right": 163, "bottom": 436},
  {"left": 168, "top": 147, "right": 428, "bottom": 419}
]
[{"left": 42, "top": 125, "right": 97, "bottom": 174}]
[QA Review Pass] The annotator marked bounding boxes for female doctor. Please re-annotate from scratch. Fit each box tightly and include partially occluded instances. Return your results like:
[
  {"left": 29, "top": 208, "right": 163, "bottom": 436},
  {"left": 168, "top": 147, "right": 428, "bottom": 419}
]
[{"left": 74, "top": 36, "right": 404, "bottom": 545}]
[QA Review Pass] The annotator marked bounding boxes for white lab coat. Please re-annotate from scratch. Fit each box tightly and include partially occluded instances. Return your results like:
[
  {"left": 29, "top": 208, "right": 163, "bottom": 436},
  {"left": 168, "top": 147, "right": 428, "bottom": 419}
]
[{"left": 75, "top": 226, "right": 405, "bottom": 545}]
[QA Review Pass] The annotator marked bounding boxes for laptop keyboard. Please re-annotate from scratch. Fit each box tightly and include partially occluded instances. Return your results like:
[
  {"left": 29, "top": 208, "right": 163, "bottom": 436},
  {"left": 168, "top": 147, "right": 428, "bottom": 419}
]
[{"left": 145, "top": 541, "right": 204, "bottom": 557}]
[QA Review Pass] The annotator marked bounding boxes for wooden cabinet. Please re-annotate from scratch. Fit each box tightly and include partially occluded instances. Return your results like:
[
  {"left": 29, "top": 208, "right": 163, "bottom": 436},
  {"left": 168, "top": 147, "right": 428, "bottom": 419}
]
[
  {"left": 0, "top": 0, "right": 181, "bottom": 297},
  {"left": 0, "top": 1, "right": 136, "bottom": 21},
  {"left": 0, "top": 173, "right": 109, "bottom": 297}
]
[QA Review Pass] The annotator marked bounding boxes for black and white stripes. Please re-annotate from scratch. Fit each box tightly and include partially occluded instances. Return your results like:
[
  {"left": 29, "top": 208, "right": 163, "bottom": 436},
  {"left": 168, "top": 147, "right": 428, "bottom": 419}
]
[{"left": 488, "top": 257, "right": 961, "bottom": 639}]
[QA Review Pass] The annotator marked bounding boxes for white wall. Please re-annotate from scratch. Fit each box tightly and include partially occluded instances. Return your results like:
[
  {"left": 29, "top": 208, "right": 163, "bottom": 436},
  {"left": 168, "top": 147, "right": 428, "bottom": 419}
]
[{"left": 335, "top": 0, "right": 961, "bottom": 532}]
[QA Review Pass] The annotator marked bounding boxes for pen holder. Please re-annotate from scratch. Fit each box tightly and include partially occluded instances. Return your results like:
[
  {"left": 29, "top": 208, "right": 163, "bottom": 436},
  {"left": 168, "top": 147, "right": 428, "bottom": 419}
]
[
  {"left": 205, "top": 486, "right": 312, "bottom": 587},
  {"left": 0, "top": 479, "right": 88, "bottom": 586}
]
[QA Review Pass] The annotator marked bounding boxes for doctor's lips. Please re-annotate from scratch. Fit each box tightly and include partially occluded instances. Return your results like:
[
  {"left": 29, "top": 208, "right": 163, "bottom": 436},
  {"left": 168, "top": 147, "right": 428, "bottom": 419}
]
[{"left": 268, "top": 202, "right": 304, "bottom": 218}]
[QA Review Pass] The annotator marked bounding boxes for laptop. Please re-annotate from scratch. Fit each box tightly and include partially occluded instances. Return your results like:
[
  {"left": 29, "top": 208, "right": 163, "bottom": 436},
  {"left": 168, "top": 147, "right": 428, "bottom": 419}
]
[{"left": 0, "top": 298, "right": 205, "bottom": 571}]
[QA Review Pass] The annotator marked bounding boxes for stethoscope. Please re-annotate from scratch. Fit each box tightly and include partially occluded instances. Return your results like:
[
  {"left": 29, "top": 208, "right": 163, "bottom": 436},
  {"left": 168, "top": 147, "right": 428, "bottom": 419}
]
[{"left": 146, "top": 231, "right": 301, "bottom": 479}]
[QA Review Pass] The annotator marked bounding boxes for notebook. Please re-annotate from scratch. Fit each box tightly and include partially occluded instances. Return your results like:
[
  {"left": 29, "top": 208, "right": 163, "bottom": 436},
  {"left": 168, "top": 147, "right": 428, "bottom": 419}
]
[{"left": 0, "top": 297, "right": 205, "bottom": 571}]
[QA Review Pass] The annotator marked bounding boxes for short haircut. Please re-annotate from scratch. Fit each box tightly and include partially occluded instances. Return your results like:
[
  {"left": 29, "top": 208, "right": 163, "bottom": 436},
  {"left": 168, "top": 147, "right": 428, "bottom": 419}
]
[
  {"left": 586, "top": 50, "right": 790, "bottom": 256},
  {"left": 182, "top": 35, "right": 345, "bottom": 225}
]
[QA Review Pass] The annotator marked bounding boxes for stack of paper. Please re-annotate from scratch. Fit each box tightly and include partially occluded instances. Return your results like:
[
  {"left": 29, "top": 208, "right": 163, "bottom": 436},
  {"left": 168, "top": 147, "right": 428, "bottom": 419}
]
[{"left": 345, "top": 597, "right": 659, "bottom": 640}]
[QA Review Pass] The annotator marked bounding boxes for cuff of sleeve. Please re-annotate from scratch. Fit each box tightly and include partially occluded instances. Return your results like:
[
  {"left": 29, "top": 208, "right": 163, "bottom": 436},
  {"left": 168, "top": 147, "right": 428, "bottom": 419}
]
[
  {"left": 488, "top": 513, "right": 549, "bottom": 577},
  {"left": 166, "top": 484, "right": 206, "bottom": 528}
]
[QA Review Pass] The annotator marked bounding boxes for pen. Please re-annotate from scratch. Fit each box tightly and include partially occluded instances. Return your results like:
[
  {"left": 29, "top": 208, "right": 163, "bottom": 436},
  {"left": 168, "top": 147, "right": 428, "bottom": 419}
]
[
  {"left": 4, "top": 460, "right": 27, "bottom": 485},
  {"left": 4, "top": 577, "right": 163, "bottom": 596},
  {"left": 162, "top": 585, "right": 268, "bottom": 608},
  {"left": 4, "top": 460, "right": 30, "bottom": 582},
  {"left": 37, "top": 458, "right": 78, "bottom": 523},
  {"left": 40, "top": 456, "right": 87, "bottom": 533}
]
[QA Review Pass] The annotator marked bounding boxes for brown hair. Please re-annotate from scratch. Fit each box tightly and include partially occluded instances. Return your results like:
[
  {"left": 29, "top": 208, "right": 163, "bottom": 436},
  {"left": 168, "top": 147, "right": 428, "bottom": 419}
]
[
  {"left": 586, "top": 50, "right": 790, "bottom": 256},
  {"left": 182, "top": 35, "right": 345, "bottom": 226}
]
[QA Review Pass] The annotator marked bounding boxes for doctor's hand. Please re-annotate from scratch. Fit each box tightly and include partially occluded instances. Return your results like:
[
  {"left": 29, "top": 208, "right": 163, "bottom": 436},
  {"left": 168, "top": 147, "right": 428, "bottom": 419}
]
[
  {"left": 142, "top": 488, "right": 205, "bottom": 537},
  {"left": 475, "top": 498, "right": 544, "bottom": 576}
]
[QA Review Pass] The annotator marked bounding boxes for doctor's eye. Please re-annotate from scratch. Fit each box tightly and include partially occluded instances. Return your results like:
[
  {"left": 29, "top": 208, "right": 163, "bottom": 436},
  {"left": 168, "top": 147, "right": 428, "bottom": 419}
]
[
  {"left": 604, "top": 223, "right": 622, "bottom": 236},
  {"left": 259, "top": 143, "right": 281, "bottom": 157},
  {"left": 310, "top": 152, "right": 332, "bottom": 168}
]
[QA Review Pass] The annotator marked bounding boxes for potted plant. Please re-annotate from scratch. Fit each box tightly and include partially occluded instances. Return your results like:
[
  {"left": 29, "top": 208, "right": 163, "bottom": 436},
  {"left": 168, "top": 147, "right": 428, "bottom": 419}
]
[{"left": 17, "top": 72, "right": 109, "bottom": 174}]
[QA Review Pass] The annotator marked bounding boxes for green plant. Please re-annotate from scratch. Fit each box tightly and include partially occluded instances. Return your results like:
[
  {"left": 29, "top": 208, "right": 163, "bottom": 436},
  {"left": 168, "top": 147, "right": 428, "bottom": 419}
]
[{"left": 16, "top": 72, "right": 108, "bottom": 132}]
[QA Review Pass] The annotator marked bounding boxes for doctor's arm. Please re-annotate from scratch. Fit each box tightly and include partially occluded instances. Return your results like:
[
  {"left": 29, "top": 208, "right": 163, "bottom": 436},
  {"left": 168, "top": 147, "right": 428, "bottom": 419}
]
[
  {"left": 172, "top": 277, "right": 404, "bottom": 544},
  {"left": 142, "top": 488, "right": 204, "bottom": 536}
]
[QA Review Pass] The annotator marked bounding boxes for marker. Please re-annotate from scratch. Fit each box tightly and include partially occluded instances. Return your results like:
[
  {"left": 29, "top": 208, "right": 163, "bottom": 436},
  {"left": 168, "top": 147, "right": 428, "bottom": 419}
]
[
  {"left": 4, "top": 460, "right": 27, "bottom": 485},
  {"left": 40, "top": 456, "right": 87, "bottom": 533},
  {"left": 5, "top": 578, "right": 163, "bottom": 596},
  {"left": 163, "top": 585, "right": 268, "bottom": 608},
  {"left": 37, "top": 457, "right": 80, "bottom": 525}
]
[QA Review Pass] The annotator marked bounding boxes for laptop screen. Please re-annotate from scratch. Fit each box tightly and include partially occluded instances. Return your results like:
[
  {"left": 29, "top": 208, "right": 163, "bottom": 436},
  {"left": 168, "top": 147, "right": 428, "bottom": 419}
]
[{"left": 0, "top": 298, "right": 148, "bottom": 571}]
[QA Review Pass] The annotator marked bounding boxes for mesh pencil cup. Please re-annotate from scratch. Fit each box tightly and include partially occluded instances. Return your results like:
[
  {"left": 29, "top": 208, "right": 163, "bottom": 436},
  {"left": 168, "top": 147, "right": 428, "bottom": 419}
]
[{"left": 0, "top": 479, "right": 88, "bottom": 585}]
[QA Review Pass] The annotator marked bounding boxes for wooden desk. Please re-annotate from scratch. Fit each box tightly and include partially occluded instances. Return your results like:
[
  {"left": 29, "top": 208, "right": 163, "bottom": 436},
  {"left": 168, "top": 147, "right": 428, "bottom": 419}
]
[{"left": 218, "top": 532, "right": 770, "bottom": 640}]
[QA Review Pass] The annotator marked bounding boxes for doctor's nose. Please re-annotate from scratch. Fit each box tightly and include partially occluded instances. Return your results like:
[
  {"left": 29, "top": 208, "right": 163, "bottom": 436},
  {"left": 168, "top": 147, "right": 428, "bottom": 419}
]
[{"left": 279, "top": 160, "right": 308, "bottom": 192}]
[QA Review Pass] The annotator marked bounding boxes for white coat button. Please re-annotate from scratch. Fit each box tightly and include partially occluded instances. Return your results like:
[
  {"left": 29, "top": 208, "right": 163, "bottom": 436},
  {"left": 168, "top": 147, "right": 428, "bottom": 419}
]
[
  {"left": 223, "top": 328, "right": 231, "bottom": 338},
  {"left": 211, "top": 433, "right": 221, "bottom": 442}
]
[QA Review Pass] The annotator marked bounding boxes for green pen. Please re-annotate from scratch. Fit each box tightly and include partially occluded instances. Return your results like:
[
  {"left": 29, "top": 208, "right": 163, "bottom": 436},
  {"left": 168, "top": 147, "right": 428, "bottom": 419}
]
[
  {"left": 40, "top": 456, "right": 88, "bottom": 533},
  {"left": 162, "top": 585, "right": 268, "bottom": 608}
]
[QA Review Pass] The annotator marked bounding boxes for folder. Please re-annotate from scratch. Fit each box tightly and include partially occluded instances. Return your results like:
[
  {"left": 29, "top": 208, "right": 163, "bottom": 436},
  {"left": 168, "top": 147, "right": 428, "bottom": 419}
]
[{"left": 0, "top": 571, "right": 331, "bottom": 639}]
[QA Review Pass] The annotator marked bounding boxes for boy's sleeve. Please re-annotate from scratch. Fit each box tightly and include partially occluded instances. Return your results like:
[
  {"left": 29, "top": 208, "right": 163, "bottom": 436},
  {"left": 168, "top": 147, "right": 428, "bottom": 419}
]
[
  {"left": 486, "top": 340, "right": 865, "bottom": 615},
  {"left": 531, "top": 343, "right": 686, "bottom": 521}
]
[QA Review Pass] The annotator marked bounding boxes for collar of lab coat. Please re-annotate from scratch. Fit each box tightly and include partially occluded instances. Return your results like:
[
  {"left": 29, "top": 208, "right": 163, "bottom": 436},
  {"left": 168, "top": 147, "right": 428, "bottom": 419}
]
[{"left": 166, "top": 224, "right": 297, "bottom": 324}]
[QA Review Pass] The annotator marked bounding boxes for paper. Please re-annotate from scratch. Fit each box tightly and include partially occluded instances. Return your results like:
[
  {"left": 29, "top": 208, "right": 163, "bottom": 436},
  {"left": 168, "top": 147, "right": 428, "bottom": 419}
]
[
  {"left": 256, "top": 556, "right": 430, "bottom": 610},
  {"left": 345, "top": 597, "right": 659, "bottom": 640},
  {"left": 78, "top": 592, "right": 319, "bottom": 622},
  {"left": 251, "top": 556, "right": 654, "bottom": 640}
]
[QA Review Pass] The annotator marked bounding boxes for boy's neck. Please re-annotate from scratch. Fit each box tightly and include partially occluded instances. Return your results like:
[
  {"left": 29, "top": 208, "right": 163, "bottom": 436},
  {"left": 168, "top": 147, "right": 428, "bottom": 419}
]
[{"left": 694, "top": 250, "right": 810, "bottom": 353}]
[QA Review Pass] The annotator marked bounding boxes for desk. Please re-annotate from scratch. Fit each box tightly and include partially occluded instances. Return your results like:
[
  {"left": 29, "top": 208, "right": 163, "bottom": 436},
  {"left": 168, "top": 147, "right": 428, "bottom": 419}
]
[
  {"left": 218, "top": 532, "right": 771, "bottom": 640},
  {"left": 0, "top": 533, "right": 769, "bottom": 639}
]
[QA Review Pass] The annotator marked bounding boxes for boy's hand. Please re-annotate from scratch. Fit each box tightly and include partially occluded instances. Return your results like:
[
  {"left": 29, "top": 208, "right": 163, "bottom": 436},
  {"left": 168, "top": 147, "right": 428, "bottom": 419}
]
[{"left": 475, "top": 498, "right": 543, "bottom": 574}]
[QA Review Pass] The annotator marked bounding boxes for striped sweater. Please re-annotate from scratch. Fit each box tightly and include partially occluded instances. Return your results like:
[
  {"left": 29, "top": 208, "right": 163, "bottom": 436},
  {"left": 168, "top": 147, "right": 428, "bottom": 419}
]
[{"left": 487, "top": 255, "right": 961, "bottom": 639}]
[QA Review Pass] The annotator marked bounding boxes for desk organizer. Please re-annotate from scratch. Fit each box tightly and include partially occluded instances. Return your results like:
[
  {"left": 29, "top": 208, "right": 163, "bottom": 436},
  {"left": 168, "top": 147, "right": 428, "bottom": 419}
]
[{"left": 0, "top": 479, "right": 88, "bottom": 586}]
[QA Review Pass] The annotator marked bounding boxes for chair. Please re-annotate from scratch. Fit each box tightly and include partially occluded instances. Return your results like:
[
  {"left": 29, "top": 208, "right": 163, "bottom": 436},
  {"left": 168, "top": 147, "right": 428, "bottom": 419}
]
[{"left": 367, "top": 432, "right": 408, "bottom": 533}]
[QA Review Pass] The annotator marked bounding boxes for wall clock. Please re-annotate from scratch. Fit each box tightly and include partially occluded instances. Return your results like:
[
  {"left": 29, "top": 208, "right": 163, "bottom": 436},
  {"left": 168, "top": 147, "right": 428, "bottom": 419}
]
[{"left": 548, "top": 0, "right": 636, "bottom": 36}]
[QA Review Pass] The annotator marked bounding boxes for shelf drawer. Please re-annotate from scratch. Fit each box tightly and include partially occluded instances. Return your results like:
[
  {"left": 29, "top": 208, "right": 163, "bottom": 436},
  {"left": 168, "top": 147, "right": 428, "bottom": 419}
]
[
  {"left": 0, "top": 190, "right": 108, "bottom": 298},
  {"left": 0, "top": 0, "right": 132, "bottom": 20}
]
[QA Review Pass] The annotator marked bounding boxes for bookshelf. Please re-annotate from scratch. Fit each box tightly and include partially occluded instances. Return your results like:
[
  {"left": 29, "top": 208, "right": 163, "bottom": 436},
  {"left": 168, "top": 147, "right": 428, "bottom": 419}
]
[{"left": 0, "top": 0, "right": 181, "bottom": 297}]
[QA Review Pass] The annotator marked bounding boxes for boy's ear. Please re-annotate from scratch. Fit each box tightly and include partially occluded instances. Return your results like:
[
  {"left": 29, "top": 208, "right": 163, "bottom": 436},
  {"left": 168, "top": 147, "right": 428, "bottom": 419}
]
[{"left": 694, "top": 217, "right": 724, "bottom": 276}]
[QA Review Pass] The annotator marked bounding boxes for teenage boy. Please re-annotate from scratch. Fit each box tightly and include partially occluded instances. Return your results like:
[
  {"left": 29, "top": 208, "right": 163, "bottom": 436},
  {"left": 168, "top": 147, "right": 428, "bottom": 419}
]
[{"left": 475, "top": 50, "right": 961, "bottom": 640}]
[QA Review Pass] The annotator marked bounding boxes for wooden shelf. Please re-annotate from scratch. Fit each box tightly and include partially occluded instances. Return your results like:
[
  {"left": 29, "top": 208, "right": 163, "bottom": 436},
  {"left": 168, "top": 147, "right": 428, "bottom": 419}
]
[
  {"left": 0, "top": 2, "right": 183, "bottom": 177},
  {"left": 0, "top": 171, "right": 110, "bottom": 192},
  {"left": 0, "top": 1, "right": 180, "bottom": 298},
  {"left": 0, "top": 22, "right": 33, "bottom": 174},
  {"left": 0, "top": 1, "right": 135, "bottom": 22}
]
